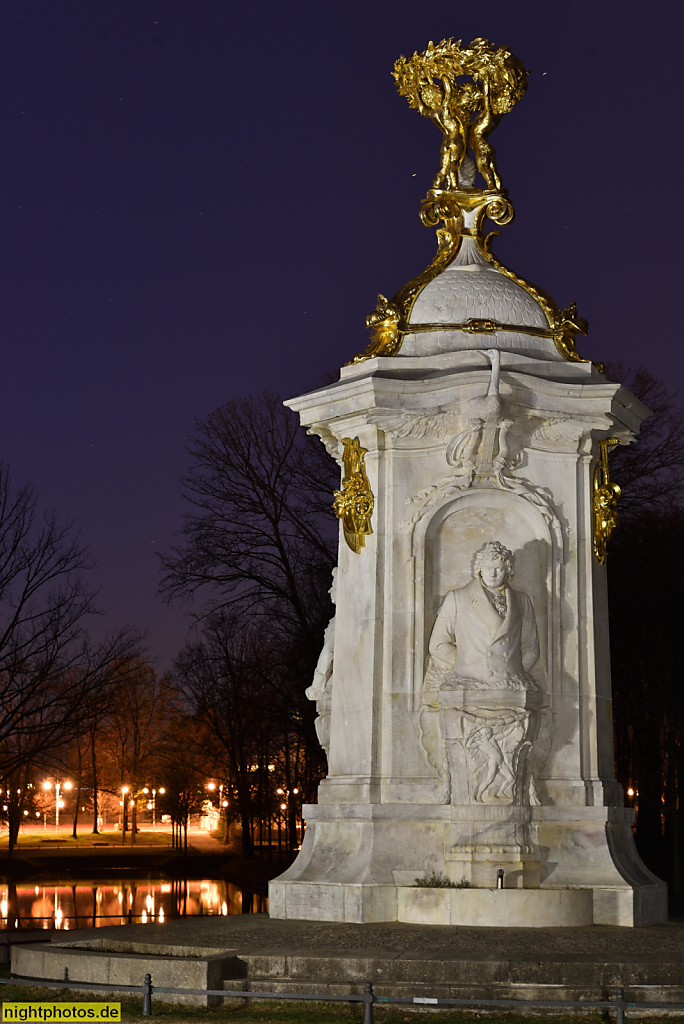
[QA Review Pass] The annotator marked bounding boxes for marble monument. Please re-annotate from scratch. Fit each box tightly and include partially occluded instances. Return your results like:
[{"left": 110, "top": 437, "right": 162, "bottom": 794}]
[{"left": 269, "top": 37, "right": 666, "bottom": 926}]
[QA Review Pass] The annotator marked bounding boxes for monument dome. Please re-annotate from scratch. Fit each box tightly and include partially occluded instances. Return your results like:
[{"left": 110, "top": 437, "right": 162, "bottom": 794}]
[{"left": 402, "top": 235, "right": 559, "bottom": 359}]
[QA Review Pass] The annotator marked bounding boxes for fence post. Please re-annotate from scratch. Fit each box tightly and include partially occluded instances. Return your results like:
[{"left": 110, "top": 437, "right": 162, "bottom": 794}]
[
  {"left": 615, "top": 986, "right": 626, "bottom": 1024},
  {"left": 142, "top": 973, "right": 153, "bottom": 1016},
  {"left": 363, "top": 981, "right": 374, "bottom": 1024}
]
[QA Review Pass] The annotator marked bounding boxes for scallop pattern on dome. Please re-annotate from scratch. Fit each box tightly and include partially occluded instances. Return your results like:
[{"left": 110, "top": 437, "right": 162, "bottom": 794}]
[{"left": 409, "top": 266, "right": 548, "bottom": 329}]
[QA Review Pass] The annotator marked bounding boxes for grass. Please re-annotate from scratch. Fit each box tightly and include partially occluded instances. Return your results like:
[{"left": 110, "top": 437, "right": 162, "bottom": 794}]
[{"left": 0, "top": 830, "right": 173, "bottom": 851}]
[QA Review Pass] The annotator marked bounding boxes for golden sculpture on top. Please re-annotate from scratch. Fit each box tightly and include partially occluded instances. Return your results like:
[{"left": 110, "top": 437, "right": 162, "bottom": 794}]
[
  {"left": 393, "top": 37, "right": 528, "bottom": 193},
  {"left": 349, "top": 38, "right": 599, "bottom": 372}
]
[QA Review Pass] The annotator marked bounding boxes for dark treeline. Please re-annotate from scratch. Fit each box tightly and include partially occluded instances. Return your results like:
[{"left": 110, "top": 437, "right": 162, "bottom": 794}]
[{"left": 608, "top": 365, "right": 684, "bottom": 915}]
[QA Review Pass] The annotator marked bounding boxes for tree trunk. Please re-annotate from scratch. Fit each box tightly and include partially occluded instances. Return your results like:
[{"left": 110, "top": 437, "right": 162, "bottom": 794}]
[
  {"left": 72, "top": 782, "right": 81, "bottom": 838},
  {"left": 90, "top": 729, "right": 99, "bottom": 834},
  {"left": 239, "top": 802, "right": 254, "bottom": 858}
]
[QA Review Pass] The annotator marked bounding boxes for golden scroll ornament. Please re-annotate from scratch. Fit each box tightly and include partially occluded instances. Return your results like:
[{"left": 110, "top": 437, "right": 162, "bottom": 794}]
[
  {"left": 332, "top": 437, "right": 374, "bottom": 553},
  {"left": 593, "top": 438, "right": 621, "bottom": 564}
]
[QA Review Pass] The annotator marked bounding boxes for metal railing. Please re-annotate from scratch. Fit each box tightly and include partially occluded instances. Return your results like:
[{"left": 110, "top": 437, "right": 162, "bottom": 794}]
[{"left": 4, "top": 972, "right": 684, "bottom": 1021}]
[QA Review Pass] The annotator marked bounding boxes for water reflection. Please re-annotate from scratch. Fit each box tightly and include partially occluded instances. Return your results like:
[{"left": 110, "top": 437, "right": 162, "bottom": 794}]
[{"left": 0, "top": 879, "right": 267, "bottom": 929}]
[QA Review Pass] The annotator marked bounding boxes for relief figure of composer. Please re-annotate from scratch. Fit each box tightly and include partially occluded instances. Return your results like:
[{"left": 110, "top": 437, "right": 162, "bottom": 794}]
[
  {"left": 420, "top": 541, "right": 544, "bottom": 804},
  {"left": 427, "top": 540, "right": 540, "bottom": 692}
]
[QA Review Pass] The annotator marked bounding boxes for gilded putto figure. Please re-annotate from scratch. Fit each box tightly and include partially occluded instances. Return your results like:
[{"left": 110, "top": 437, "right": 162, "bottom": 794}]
[{"left": 393, "top": 37, "right": 528, "bottom": 194}]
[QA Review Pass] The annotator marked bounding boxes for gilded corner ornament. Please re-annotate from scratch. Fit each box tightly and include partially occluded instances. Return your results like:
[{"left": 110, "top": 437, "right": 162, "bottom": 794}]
[
  {"left": 593, "top": 438, "right": 621, "bottom": 564},
  {"left": 333, "top": 438, "right": 374, "bottom": 553}
]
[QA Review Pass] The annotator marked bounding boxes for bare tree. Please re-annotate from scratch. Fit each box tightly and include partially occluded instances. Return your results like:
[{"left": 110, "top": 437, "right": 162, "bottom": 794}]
[
  {"left": 159, "top": 391, "right": 338, "bottom": 656},
  {"left": 607, "top": 363, "right": 684, "bottom": 517},
  {"left": 176, "top": 613, "right": 293, "bottom": 859},
  {"left": 101, "top": 657, "right": 176, "bottom": 844},
  {"left": 0, "top": 463, "right": 140, "bottom": 829}
]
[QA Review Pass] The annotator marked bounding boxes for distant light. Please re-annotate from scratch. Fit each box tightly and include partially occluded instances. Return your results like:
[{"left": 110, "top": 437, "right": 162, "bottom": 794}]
[
  {"left": 221, "top": 902, "right": 228, "bottom": 916},
  {"left": 143, "top": 788, "right": 149, "bottom": 795},
  {"left": 627, "top": 787, "right": 635, "bottom": 797},
  {"left": 207, "top": 783, "right": 215, "bottom": 791},
  {"left": 280, "top": 803, "right": 286, "bottom": 810},
  {"left": 35, "top": 812, "right": 40, "bottom": 817},
  {"left": 147, "top": 802, "right": 153, "bottom": 810},
  {"left": 158, "top": 907, "right": 164, "bottom": 923},
  {"left": 35, "top": 887, "right": 39, "bottom": 895},
  {"left": 276, "top": 789, "right": 283, "bottom": 795},
  {"left": 43, "top": 782, "right": 52, "bottom": 791},
  {"left": 159, "top": 788, "right": 165, "bottom": 795},
  {"left": 268, "top": 765, "right": 275, "bottom": 772},
  {"left": 221, "top": 801, "right": 228, "bottom": 808},
  {"left": 23, "top": 810, "right": 28, "bottom": 816},
  {"left": 121, "top": 786, "right": 129, "bottom": 795},
  {"left": 57, "top": 800, "right": 65, "bottom": 809},
  {"left": 293, "top": 789, "right": 299, "bottom": 795},
  {"left": 63, "top": 782, "right": 73, "bottom": 791}
]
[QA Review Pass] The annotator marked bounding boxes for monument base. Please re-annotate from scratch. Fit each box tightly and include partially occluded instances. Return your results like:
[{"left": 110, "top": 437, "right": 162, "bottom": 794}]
[{"left": 269, "top": 801, "right": 667, "bottom": 927}]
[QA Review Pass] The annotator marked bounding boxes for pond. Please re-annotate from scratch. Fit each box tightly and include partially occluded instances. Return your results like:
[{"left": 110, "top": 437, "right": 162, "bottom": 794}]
[{"left": 0, "top": 877, "right": 268, "bottom": 930}]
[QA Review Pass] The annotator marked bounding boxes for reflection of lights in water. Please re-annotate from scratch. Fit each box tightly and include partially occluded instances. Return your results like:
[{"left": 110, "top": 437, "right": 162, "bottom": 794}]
[
  {"left": 221, "top": 902, "right": 228, "bottom": 916},
  {"left": 0, "top": 900, "right": 6, "bottom": 917},
  {"left": 118, "top": 892, "right": 123, "bottom": 904},
  {"left": 161, "top": 884, "right": 171, "bottom": 893},
  {"left": 158, "top": 908, "right": 164, "bottom": 923},
  {"left": 145, "top": 894, "right": 153, "bottom": 912},
  {"left": 141, "top": 910, "right": 148, "bottom": 924},
  {"left": 55, "top": 908, "right": 63, "bottom": 927},
  {"left": 35, "top": 886, "right": 39, "bottom": 895},
  {"left": 64, "top": 920, "right": 69, "bottom": 930},
  {"left": 128, "top": 893, "right": 133, "bottom": 905}
]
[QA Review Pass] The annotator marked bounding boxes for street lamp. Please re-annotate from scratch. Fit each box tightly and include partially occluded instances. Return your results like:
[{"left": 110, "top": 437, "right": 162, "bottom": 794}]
[{"left": 43, "top": 780, "right": 72, "bottom": 830}]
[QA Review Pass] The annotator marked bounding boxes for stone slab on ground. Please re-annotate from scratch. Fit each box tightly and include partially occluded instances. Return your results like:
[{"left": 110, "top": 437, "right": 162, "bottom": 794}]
[{"left": 10, "top": 915, "right": 684, "bottom": 1009}]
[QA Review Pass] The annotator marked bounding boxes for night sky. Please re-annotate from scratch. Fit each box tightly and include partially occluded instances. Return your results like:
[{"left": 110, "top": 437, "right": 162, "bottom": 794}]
[{"left": 1, "top": 1, "right": 681, "bottom": 670}]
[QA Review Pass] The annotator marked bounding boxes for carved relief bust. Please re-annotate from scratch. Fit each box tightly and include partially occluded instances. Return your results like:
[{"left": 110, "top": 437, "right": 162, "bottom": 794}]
[
  {"left": 420, "top": 542, "right": 545, "bottom": 805},
  {"left": 426, "top": 541, "right": 540, "bottom": 692}
]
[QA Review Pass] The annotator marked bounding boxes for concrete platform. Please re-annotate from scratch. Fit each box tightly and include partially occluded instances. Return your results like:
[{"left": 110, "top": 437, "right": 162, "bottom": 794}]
[{"left": 9, "top": 914, "right": 684, "bottom": 1010}]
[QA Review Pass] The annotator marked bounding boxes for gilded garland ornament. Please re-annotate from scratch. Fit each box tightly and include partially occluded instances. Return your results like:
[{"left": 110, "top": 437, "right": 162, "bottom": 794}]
[
  {"left": 349, "top": 38, "right": 599, "bottom": 371},
  {"left": 593, "top": 438, "right": 621, "bottom": 564},
  {"left": 333, "top": 438, "right": 374, "bottom": 553}
]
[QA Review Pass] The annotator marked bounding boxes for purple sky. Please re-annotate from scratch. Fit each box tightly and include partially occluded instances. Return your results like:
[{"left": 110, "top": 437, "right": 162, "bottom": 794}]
[{"left": 1, "top": 1, "right": 681, "bottom": 670}]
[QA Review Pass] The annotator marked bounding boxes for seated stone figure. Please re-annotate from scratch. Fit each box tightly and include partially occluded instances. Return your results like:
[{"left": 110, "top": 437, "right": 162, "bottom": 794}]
[{"left": 427, "top": 540, "right": 539, "bottom": 691}]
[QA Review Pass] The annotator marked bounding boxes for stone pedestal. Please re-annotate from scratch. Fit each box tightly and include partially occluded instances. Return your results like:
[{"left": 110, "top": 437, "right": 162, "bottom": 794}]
[{"left": 270, "top": 350, "right": 667, "bottom": 927}]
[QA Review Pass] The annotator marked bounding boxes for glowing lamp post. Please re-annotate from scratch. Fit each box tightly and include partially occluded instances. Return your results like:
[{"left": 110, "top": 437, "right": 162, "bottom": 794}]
[{"left": 43, "top": 780, "right": 72, "bottom": 830}]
